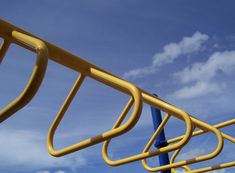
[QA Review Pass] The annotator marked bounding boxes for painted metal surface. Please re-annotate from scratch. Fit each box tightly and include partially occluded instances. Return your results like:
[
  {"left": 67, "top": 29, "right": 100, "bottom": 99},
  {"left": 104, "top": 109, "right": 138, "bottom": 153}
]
[
  {"left": 0, "top": 18, "right": 234, "bottom": 173},
  {"left": 0, "top": 31, "right": 48, "bottom": 123},
  {"left": 150, "top": 102, "right": 171, "bottom": 173},
  {"left": 170, "top": 119, "right": 235, "bottom": 173}
]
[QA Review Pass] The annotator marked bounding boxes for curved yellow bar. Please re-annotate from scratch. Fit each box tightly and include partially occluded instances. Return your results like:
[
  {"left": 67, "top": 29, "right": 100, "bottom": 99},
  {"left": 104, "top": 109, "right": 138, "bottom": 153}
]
[
  {"left": 102, "top": 93, "right": 193, "bottom": 166},
  {"left": 170, "top": 119, "right": 235, "bottom": 173},
  {"left": 1, "top": 19, "right": 233, "bottom": 173},
  {"left": 171, "top": 155, "right": 192, "bottom": 173},
  {"left": 170, "top": 148, "right": 192, "bottom": 173},
  {"left": 0, "top": 39, "right": 10, "bottom": 63},
  {"left": 0, "top": 31, "right": 48, "bottom": 123},
  {"left": 180, "top": 166, "right": 192, "bottom": 172},
  {"left": 48, "top": 68, "right": 143, "bottom": 157},
  {"left": 0, "top": 18, "right": 193, "bottom": 162},
  {"left": 141, "top": 115, "right": 224, "bottom": 172},
  {"left": 168, "top": 119, "right": 235, "bottom": 144},
  {"left": 187, "top": 161, "right": 235, "bottom": 173}
]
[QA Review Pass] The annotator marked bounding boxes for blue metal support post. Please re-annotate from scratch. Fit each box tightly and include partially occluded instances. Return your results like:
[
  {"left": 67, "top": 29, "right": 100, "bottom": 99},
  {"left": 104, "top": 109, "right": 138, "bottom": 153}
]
[{"left": 150, "top": 94, "right": 171, "bottom": 173}]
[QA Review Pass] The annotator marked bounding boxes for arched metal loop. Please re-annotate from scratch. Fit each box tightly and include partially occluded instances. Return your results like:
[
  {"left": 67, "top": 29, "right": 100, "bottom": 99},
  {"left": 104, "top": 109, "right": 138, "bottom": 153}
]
[
  {"left": 47, "top": 68, "right": 143, "bottom": 157},
  {"left": 0, "top": 31, "right": 48, "bottom": 123}
]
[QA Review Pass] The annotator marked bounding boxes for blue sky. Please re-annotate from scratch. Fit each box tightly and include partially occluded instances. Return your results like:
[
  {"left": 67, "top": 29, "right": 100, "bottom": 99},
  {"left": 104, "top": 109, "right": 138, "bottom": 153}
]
[{"left": 0, "top": 1, "right": 235, "bottom": 173}]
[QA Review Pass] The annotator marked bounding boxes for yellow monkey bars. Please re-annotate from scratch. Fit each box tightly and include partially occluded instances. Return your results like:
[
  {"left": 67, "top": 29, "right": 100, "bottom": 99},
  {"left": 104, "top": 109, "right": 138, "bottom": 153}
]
[
  {"left": 141, "top": 118, "right": 234, "bottom": 172},
  {"left": 0, "top": 18, "right": 192, "bottom": 158},
  {"left": 169, "top": 119, "right": 235, "bottom": 173},
  {"left": 0, "top": 18, "right": 234, "bottom": 172}
]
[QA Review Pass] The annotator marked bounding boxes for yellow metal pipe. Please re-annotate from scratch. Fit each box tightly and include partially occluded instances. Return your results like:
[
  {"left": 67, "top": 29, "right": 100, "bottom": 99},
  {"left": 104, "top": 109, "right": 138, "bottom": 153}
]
[
  {"left": 171, "top": 151, "right": 235, "bottom": 173},
  {"left": 102, "top": 93, "right": 193, "bottom": 166},
  {"left": 47, "top": 74, "right": 85, "bottom": 156},
  {"left": 99, "top": 91, "right": 224, "bottom": 171},
  {"left": 168, "top": 119, "right": 235, "bottom": 144},
  {"left": 47, "top": 68, "right": 143, "bottom": 157},
  {"left": 187, "top": 161, "right": 235, "bottom": 173},
  {"left": 0, "top": 31, "right": 48, "bottom": 122},
  {"left": 170, "top": 148, "right": 192, "bottom": 173},
  {"left": 1, "top": 18, "right": 192, "bottom": 158},
  {"left": 141, "top": 115, "right": 224, "bottom": 172},
  {"left": 0, "top": 18, "right": 233, "bottom": 173},
  {"left": 170, "top": 119, "right": 235, "bottom": 173},
  {"left": 0, "top": 39, "right": 10, "bottom": 64},
  {"left": 0, "top": 18, "right": 121, "bottom": 78}
]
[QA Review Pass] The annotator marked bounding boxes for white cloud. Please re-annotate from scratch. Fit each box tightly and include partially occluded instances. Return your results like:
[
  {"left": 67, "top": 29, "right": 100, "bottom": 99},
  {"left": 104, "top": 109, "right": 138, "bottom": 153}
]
[
  {"left": 175, "top": 51, "right": 235, "bottom": 84},
  {"left": 172, "top": 50, "right": 235, "bottom": 99},
  {"left": 176, "top": 148, "right": 206, "bottom": 161},
  {"left": 54, "top": 171, "right": 66, "bottom": 173},
  {"left": 209, "top": 169, "right": 227, "bottom": 173},
  {"left": 172, "top": 81, "right": 224, "bottom": 99},
  {"left": 0, "top": 129, "right": 86, "bottom": 171},
  {"left": 36, "top": 170, "right": 66, "bottom": 173},
  {"left": 36, "top": 171, "right": 50, "bottom": 173},
  {"left": 176, "top": 149, "right": 229, "bottom": 173},
  {"left": 176, "top": 169, "right": 190, "bottom": 173},
  {"left": 176, "top": 169, "right": 227, "bottom": 173},
  {"left": 124, "top": 32, "right": 209, "bottom": 79}
]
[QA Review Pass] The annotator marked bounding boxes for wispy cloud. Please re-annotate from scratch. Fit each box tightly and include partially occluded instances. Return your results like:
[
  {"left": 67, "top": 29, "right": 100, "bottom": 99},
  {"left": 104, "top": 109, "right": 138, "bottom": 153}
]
[
  {"left": 172, "top": 50, "right": 235, "bottom": 99},
  {"left": 54, "top": 171, "right": 66, "bottom": 173},
  {"left": 176, "top": 169, "right": 227, "bottom": 173},
  {"left": 0, "top": 129, "right": 86, "bottom": 171},
  {"left": 123, "top": 32, "right": 209, "bottom": 79},
  {"left": 36, "top": 171, "right": 66, "bottom": 173},
  {"left": 174, "top": 51, "right": 235, "bottom": 84},
  {"left": 36, "top": 171, "right": 50, "bottom": 173},
  {"left": 209, "top": 169, "right": 227, "bottom": 173},
  {"left": 172, "top": 81, "right": 224, "bottom": 99},
  {"left": 176, "top": 148, "right": 206, "bottom": 161}
]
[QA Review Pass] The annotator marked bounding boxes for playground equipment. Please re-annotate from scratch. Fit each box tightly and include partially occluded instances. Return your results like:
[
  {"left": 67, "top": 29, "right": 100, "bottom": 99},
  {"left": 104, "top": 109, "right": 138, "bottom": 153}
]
[
  {"left": 0, "top": 18, "right": 234, "bottom": 173},
  {"left": 142, "top": 109, "right": 235, "bottom": 173}
]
